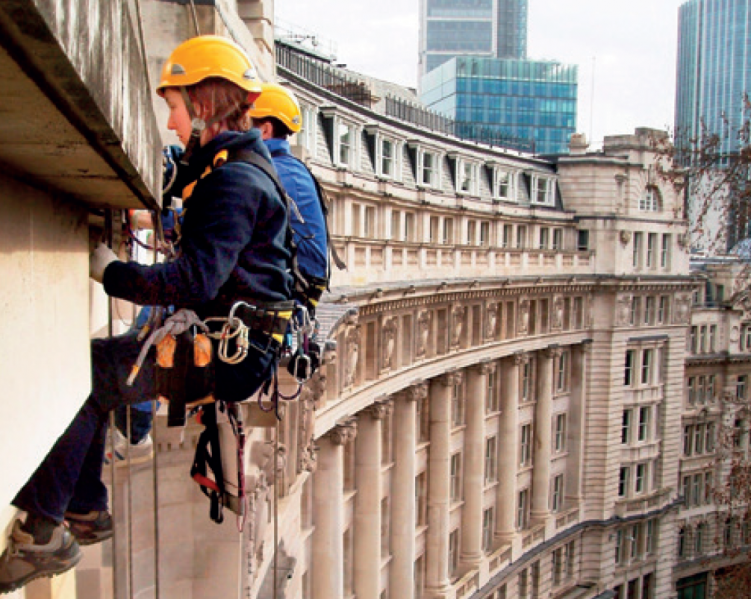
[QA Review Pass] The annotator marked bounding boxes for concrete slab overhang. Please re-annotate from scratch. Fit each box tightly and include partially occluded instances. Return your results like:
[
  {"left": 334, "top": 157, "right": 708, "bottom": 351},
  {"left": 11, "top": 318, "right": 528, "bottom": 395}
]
[{"left": 0, "top": 0, "right": 161, "bottom": 210}]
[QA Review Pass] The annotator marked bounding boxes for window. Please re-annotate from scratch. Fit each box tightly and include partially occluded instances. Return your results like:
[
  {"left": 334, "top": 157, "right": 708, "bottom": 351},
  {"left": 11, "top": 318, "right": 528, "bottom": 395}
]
[
  {"left": 699, "top": 326, "right": 707, "bottom": 353},
  {"left": 619, "top": 467, "right": 630, "bottom": 497},
  {"left": 486, "top": 370, "right": 499, "bottom": 413},
  {"left": 633, "top": 232, "right": 643, "bottom": 268},
  {"left": 565, "top": 541, "right": 576, "bottom": 577},
  {"left": 521, "top": 360, "right": 532, "bottom": 401},
  {"left": 551, "top": 474, "right": 564, "bottom": 512},
  {"left": 496, "top": 170, "right": 515, "bottom": 200},
  {"left": 645, "top": 520, "right": 656, "bottom": 555},
  {"left": 518, "top": 568, "right": 529, "bottom": 599},
  {"left": 640, "top": 186, "right": 660, "bottom": 211},
  {"left": 689, "top": 326, "right": 698, "bottom": 353},
  {"left": 709, "top": 325, "right": 717, "bottom": 352},
  {"left": 532, "top": 176, "right": 553, "bottom": 205},
  {"left": 485, "top": 436, "right": 498, "bottom": 484},
  {"left": 516, "top": 225, "right": 527, "bottom": 249},
  {"left": 687, "top": 377, "right": 697, "bottom": 405},
  {"left": 638, "top": 407, "right": 650, "bottom": 441},
  {"left": 466, "top": 220, "right": 476, "bottom": 245},
  {"left": 442, "top": 218, "right": 454, "bottom": 245},
  {"left": 577, "top": 229, "right": 589, "bottom": 251},
  {"left": 517, "top": 489, "right": 530, "bottom": 529},
  {"left": 658, "top": 296, "right": 669, "bottom": 323},
  {"left": 502, "top": 224, "right": 512, "bottom": 248},
  {"left": 538, "top": 227, "right": 549, "bottom": 250},
  {"left": 480, "top": 221, "right": 490, "bottom": 246},
  {"left": 744, "top": 325, "right": 751, "bottom": 351},
  {"left": 615, "top": 529, "right": 625, "bottom": 564},
  {"left": 553, "top": 228, "right": 563, "bottom": 250},
  {"left": 556, "top": 351, "right": 569, "bottom": 392},
  {"left": 661, "top": 234, "right": 671, "bottom": 268},
  {"left": 635, "top": 463, "right": 647, "bottom": 494},
  {"left": 695, "top": 522, "right": 705, "bottom": 554},
  {"left": 457, "top": 160, "right": 478, "bottom": 195},
  {"left": 629, "top": 524, "right": 640, "bottom": 559},
  {"left": 552, "top": 548, "right": 563, "bottom": 585},
  {"left": 337, "top": 121, "right": 354, "bottom": 166},
  {"left": 379, "top": 138, "right": 394, "bottom": 178},
  {"left": 641, "top": 349, "right": 652, "bottom": 385},
  {"left": 415, "top": 472, "right": 427, "bottom": 526},
  {"left": 451, "top": 381, "right": 464, "bottom": 427},
  {"left": 678, "top": 527, "right": 686, "bottom": 557},
  {"left": 555, "top": 413, "right": 567, "bottom": 453},
  {"left": 738, "top": 375, "right": 748, "bottom": 400},
  {"left": 622, "top": 409, "right": 633, "bottom": 444},
  {"left": 420, "top": 151, "right": 436, "bottom": 187},
  {"left": 624, "top": 350, "right": 635, "bottom": 386},
  {"left": 630, "top": 297, "right": 640, "bottom": 325},
  {"left": 520, "top": 424, "right": 533, "bottom": 466},
  {"left": 450, "top": 453, "right": 463, "bottom": 502},
  {"left": 647, "top": 233, "right": 657, "bottom": 268},
  {"left": 683, "top": 426, "right": 693, "bottom": 456},
  {"left": 448, "top": 530, "right": 460, "bottom": 577},
  {"left": 299, "top": 105, "right": 317, "bottom": 156},
  {"left": 482, "top": 508, "right": 494, "bottom": 553},
  {"left": 644, "top": 296, "right": 655, "bottom": 325}
]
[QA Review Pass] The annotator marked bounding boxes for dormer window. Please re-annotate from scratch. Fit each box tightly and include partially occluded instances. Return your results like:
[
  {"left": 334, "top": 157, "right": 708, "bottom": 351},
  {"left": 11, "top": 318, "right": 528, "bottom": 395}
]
[
  {"left": 455, "top": 158, "right": 479, "bottom": 195},
  {"left": 640, "top": 186, "right": 661, "bottom": 212},
  {"left": 337, "top": 121, "right": 353, "bottom": 166},
  {"left": 495, "top": 169, "right": 517, "bottom": 201},
  {"left": 532, "top": 176, "right": 554, "bottom": 205},
  {"left": 321, "top": 108, "right": 359, "bottom": 169},
  {"left": 367, "top": 125, "right": 402, "bottom": 181},
  {"left": 298, "top": 104, "right": 318, "bottom": 158}
]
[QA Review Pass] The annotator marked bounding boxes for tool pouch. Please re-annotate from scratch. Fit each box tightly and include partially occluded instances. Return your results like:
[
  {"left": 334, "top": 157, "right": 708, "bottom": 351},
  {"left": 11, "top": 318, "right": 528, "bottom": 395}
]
[{"left": 156, "top": 330, "right": 215, "bottom": 427}]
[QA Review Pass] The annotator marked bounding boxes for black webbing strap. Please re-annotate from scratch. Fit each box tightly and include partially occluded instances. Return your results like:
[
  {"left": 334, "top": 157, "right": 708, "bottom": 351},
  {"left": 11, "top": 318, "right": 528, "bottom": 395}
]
[{"left": 190, "top": 404, "right": 226, "bottom": 524}]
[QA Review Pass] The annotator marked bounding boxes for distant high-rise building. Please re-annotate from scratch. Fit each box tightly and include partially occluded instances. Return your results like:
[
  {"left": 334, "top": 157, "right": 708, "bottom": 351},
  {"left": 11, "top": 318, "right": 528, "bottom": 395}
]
[
  {"left": 419, "top": 0, "right": 528, "bottom": 77},
  {"left": 675, "top": 0, "right": 751, "bottom": 156}
]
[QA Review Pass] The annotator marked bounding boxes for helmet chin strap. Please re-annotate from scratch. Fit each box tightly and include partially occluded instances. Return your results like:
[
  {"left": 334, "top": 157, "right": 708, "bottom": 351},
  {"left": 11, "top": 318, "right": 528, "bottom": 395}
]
[{"left": 178, "top": 86, "right": 250, "bottom": 166}]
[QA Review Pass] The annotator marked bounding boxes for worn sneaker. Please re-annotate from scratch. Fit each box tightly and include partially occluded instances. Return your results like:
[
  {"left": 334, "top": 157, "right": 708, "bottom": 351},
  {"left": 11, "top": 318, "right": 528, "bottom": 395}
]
[
  {"left": 104, "top": 428, "right": 153, "bottom": 466},
  {"left": 64, "top": 510, "right": 113, "bottom": 546},
  {"left": 0, "top": 519, "right": 81, "bottom": 594}
]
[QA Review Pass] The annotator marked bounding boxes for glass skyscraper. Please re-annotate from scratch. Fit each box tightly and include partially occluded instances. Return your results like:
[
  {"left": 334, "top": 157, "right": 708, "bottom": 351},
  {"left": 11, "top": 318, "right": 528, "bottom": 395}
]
[
  {"left": 675, "top": 0, "right": 751, "bottom": 156},
  {"left": 420, "top": 56, "right": 577, "bottom": 154},
  {"left": 419, "top": 0, "right": 528, "bottom": 77}
]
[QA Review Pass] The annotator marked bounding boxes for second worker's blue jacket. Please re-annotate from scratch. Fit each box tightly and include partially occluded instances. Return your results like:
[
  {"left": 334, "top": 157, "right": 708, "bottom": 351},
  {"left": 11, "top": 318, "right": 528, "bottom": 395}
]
[{"left": 265, "top": 138, "right": 328, "bottom": 282}]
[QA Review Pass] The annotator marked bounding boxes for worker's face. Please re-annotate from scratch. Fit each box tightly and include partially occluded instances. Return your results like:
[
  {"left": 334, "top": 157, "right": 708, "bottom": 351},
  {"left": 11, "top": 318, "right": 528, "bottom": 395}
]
[{"left": 164, "top": 88, "right": 193, "bottom": 147}]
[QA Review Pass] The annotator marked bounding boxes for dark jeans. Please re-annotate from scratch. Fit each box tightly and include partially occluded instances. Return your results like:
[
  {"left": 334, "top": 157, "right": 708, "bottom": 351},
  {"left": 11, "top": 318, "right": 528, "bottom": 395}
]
[{"left": 12, "top": 330, "right": 274, "bottom": 523}]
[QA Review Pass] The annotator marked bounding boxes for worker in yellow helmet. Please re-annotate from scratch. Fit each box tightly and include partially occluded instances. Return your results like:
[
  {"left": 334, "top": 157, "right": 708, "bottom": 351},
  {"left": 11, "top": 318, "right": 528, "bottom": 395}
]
[
  {"left": 249, "top": 83, "right": 330, "bottom": 313},
  {"left": 0, "top": 36, "right": 294, "bottom": 593}
]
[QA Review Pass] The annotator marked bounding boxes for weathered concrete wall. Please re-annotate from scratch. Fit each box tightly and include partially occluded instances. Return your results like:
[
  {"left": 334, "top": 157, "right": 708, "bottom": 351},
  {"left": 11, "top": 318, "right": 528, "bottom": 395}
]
[
  {"left": 0, "top": 172, "right": 91, "bottom": 512},
  {"left": 0, "top": 0, "right": 161, "bottom": 209}
]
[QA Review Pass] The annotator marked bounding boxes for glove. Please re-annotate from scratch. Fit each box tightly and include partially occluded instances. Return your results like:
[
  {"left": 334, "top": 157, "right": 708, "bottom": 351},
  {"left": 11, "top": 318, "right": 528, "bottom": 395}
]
[{"left": 90, "top": 243, "right": 119, "bottom": 283}]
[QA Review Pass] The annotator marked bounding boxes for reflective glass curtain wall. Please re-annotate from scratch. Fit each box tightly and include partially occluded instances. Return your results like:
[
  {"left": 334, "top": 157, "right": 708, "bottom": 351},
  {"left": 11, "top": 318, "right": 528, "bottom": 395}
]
[{"left": 675, "top": 0, "right": 751, "bottom": 157}]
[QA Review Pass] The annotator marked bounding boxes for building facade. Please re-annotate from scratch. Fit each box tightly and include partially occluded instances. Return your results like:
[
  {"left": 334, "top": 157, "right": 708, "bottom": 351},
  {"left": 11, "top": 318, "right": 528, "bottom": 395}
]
[
  {"left": 418, "top": 0, "right": 528, "bottom": 77},
  {"left": 1, "top": 1, "right": 750, "bottom": 599},
  {"left": 420, "top": 56, "right": 578, "bottom": 154}
]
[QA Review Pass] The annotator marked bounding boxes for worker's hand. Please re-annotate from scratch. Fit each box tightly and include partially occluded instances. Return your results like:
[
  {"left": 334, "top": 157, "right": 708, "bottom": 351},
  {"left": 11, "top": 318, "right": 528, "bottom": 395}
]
[
  {"left": 90, "top": 243, "right": 119, "bottom": 283},
  {"left": 129, "top": 209, "right": 154, "bottom": 231},
  {"left": 162, "top": 145, "right": 184, "bottom": 197}
]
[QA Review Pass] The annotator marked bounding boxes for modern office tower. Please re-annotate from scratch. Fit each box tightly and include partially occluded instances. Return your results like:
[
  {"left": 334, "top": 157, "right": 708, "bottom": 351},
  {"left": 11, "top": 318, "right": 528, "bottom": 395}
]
[
  {"left": 675, "top": 0, "right": 751, "bottom": 251},
  {"left": 419, "top": 0, "right": 528, "bottom": 77},
  {"left": 676, "top": 0, "right": 751, "bottom": 155},
  {"left": 420, "top": 55, "right": 578, "bottom": 154}
]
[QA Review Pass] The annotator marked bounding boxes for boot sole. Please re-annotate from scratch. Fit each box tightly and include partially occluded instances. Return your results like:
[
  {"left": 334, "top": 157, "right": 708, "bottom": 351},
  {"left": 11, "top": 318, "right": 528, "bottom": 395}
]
[{"left": 0, "top": 547, "right": 82, "bottom": 594}]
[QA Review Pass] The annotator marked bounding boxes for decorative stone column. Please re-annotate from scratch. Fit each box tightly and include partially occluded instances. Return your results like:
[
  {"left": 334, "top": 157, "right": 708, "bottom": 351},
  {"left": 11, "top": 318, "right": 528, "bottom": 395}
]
[
  {"left": 567, "top": 342, "right": 590, "bottom": 502},
  {"left": 354, "top": 400, "right": 392, "bottom": 599},
  {"left": 312, "top": 421, "right": 356, "bottom": 599},
  {"left": 425, "top": 372, "right": 459, "bottom": 594},
  {"left": 391, "top": 383, "right": 427, "bottom": 599},
  {"left": 496, "top": 353, "right": 524, "bottom": 542},
  {"left": 461, "top": 362, "right": 493, "bottom": 564},
  {"left": 531, "top": 346, "right": 560, "bottom": 521}
]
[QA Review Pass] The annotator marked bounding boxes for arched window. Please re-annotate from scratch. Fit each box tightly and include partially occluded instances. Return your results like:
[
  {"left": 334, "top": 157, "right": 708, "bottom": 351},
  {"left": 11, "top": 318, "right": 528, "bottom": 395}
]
[{"left": 639, "top": 185, "right": 661, "bottom": 212}]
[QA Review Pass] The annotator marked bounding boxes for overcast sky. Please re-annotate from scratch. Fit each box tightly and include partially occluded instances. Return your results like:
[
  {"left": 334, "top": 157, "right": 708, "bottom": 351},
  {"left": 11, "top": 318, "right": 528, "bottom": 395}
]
[{"left": 275, "top": 0, "right": 687, "bottom": 149}]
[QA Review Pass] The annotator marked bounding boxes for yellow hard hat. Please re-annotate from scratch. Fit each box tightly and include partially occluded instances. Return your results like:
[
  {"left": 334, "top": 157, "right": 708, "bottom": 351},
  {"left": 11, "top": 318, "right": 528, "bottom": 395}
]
[
  {"left": 248, "top": 83, "right": 302, "bottom": 133},
  {"left": 157, "top": 35, "right": 262, "bottom": 98}
]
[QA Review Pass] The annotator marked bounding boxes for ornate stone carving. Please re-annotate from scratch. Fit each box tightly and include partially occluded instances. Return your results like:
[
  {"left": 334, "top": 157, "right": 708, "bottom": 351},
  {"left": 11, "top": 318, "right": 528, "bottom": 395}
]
[
  {"left": 673, "top": 293, "right": 692, "bottom": 324},
  {"left": 513, "top": 352, "right": 528, "bottom": 366},
  {"left": 475, "top": 361, "right": 495, "bottom": 375},
  {"left": 297, "top": 385, "right": 318, "bottom": 474},
  {"left": 402, "top": 381, "right": 428, "bottom": 403},
  {"left": 619, "top": 230, "right": 632, "bottom": 245},
  {"left": 345, "top": 327, "right": 360, "bottom": 388},
  {"left": 439, "top": 370, "right": 464, "bottom": 387},
  {"left": 544, "top": 345, "right": 563, "bottom": 360},
  {"left": 382, "top": 317, "right": 398, "bottom": 370},
  {"left": 616, "top": 294, "right": 633, "bottom": 325},
  {"left": 326, "top": 419, "right": 358, "bottom": 446},
  {"left": 451, "top": 304, "right": 466, "bottom": 346},
  {"left": 367, "top": 399, "right": 394, "bottom": 420},
  {"left": 416, "top": 310, "right": 431, "bottom": 358},
  {"left": 486, "top": 302, "right": 498, "bottom": 339},
  {"left": 552, "top": 296, "right": 564, "bottom": 330},
  {"left": 518, "top": 298, "right": 530, "bottom": 335}
]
